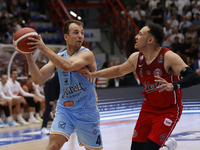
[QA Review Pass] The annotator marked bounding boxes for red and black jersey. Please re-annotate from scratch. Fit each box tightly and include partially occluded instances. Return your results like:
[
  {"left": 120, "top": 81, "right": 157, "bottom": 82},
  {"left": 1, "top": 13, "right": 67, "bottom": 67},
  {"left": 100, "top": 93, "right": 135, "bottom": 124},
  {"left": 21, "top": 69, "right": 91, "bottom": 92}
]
[{"left": 135, "top": 47, "right": 182, "bottom": 109}]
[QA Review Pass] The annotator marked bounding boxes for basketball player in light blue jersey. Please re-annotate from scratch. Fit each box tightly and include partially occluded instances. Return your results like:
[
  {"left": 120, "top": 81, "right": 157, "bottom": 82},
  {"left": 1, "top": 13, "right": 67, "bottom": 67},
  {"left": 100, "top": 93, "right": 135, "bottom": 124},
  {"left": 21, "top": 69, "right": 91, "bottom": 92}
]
[{"left": 25, "top": 20, "right": 103, "bottom": 150}]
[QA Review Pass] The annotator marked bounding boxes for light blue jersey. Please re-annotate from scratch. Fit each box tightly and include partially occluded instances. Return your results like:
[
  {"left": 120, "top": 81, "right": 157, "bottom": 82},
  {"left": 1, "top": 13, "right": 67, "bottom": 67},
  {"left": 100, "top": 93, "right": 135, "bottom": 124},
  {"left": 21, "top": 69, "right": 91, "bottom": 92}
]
[
  {"left": 51, "top": 46, "right": 103, "bottom": 149},
  {"left": 57, "top": 46, "right": 98, "bottom": 110}
]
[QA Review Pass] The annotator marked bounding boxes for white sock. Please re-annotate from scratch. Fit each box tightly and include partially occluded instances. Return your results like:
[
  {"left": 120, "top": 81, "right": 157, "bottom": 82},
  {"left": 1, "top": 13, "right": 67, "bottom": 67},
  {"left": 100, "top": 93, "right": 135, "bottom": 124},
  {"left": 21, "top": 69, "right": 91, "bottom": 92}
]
[
  {"left": 39, "top": 110, "right": 43, "bottom": 117},
  {"left": 6, "top": 116, "right": 11, "bottom": 122},
  {"left": 36, "top": 113, "right": 40, "bottom": 118},
  {"left": 29, "top": 112, "right": 35, "bottom": 119},
  {"left": 0, "top": 118, "right": 3, "bottom": 122},
  {"left": 17, "top": 113, "right": 22, "bottom": 120}
]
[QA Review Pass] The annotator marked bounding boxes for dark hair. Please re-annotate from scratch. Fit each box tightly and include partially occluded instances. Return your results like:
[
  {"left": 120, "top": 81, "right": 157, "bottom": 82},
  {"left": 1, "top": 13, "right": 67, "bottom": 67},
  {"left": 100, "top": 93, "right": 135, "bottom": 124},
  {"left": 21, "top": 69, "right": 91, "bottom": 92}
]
[
  {"left": 147, "top": 22, "right": 164, "bottom": 46},
  {"left": 62, "top": 19, "right": 84, "bottom": 35},
  {"left": 10, "top": 68, "right": 17, "bottom": 74}
]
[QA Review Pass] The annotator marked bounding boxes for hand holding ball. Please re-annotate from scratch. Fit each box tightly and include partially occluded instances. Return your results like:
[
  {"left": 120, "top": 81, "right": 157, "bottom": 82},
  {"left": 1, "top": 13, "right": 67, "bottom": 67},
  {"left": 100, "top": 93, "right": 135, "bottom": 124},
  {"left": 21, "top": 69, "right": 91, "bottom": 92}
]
[{"left": 13, "top": 27, "right": 38, "bottom": 55}]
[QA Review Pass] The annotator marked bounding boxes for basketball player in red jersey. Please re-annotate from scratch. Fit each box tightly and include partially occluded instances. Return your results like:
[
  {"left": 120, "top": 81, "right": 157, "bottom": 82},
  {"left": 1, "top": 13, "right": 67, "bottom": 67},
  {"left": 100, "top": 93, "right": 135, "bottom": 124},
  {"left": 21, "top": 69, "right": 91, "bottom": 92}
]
[{"left": 78, "top": 22, "right": 200, "bottom": 150}]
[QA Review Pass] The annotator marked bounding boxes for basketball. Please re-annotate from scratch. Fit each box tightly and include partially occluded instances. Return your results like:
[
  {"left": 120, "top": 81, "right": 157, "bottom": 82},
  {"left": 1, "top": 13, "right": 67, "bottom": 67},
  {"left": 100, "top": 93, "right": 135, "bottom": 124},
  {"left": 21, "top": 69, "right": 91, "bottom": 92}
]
[{"left": 13, "top": 27, "right": 38, "bottom": 55}]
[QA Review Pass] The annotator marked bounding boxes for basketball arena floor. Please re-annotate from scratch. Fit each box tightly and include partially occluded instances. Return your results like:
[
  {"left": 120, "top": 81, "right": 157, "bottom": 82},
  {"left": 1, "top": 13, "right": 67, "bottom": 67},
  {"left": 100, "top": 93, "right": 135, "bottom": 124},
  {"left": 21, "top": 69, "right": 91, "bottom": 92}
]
[{"left": 0, "top": 85, "right": 200, "bottom": 150}]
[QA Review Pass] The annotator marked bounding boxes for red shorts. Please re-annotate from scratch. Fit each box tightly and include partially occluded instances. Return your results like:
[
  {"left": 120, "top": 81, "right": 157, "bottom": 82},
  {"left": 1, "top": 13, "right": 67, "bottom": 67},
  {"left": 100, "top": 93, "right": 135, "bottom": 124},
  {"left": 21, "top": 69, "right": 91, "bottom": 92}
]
[{"left": 132, "top": 104, "right": 182, "bottom": 146}]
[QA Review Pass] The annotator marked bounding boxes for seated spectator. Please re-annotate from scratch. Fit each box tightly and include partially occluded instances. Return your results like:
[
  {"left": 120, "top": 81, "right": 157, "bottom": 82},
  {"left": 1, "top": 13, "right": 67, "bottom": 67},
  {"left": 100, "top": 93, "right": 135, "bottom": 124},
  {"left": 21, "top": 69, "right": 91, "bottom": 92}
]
[
  {"left": 25, "top": 17, "right": 37, "bottom": 30},
  {"left": 162, "top": 22, "right": 172, "bottom": 48},
  {"left": 18, "top": 0, "right": 30, "bottom": 21},
  {"left": 4, "top": 26, "right": 14, "bottom": 44},
  {"left": 192, "top": 13, "right": 200, "bottom": 36},
  {"left": 11, "top": 17, "right": 22, "bottom": 33},
  {"left": 179, "top": 15, "right": 192, "bottom": 34},
  {"left": 0, "top": 7, "right": 13, "bottom": 24},
  {"left": 9, "top": 0, "right": 21, "bottom": 18},
  {"left": 22, "top": 75, "right": 44, "bottom": 123},
  {"left": 148, "top": 0, "right": 160, "bottom": 13},
  {"left": 170, "top": 26, "right": 185, "bottom": 44},
  {"left": 183, "top": 37, "right": 198, "bottom": 59},
  {"left": 151, "top": 2, "right": 164, "bottom": 27},
  {"left": 170, "top": 36, "right": 185, "bottom": 60},
  {"left": 185, "top": 25, "right": 198, "bottom": 44},
  {"left": 164, "top": 5, "right": 173, "bottom": 22},
  {"left": 0, "top": 16, "right": 8, "bottom": 35},
  {"left": 167, "top": 13, "right": 179, "bottom": 29},
  {"left": 7, "top": 69, "right": 42, "bottom": 124},
  {"left": 181, "top": 5, "right": 192, "bottom": 21}
]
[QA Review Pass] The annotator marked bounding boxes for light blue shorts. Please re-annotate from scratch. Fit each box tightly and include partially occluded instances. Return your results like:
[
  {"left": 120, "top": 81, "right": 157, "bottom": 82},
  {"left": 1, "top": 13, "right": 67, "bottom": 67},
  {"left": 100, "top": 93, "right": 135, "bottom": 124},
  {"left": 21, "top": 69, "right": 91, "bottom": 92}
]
[{"left": 50, "top": 103, "right": 103, "bottom": 149}]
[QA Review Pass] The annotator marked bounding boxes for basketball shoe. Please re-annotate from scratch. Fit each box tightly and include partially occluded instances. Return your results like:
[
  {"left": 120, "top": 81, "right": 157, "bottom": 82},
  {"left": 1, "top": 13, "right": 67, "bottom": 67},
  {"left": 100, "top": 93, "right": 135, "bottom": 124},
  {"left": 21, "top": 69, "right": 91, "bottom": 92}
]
[{"left": 160, "top": 138, "right": 177, "bottom": 150}]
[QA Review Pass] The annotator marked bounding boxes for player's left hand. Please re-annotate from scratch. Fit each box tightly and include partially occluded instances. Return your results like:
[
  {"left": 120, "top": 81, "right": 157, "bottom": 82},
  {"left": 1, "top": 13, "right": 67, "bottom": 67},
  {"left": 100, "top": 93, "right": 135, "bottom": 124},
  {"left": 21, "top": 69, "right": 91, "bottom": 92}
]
[
  {"left": 27, "top": 34, "right": 46, "bottom": 51},
  {"left": 155, "top": 75, "right": 174, "bottom": 92}
]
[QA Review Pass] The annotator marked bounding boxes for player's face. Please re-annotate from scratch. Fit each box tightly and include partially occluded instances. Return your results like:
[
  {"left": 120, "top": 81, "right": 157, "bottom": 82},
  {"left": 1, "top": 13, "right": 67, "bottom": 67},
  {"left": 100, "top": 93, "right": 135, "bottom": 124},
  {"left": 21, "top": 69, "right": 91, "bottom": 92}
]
[
  {"left": 134, "top": 26, "right": 150, "bottom": 50},
  {"left": 1, "top": 75, "right": 8, "bottom": 84},
  {"left": 65, "top": 23, "right": 84, "bottom": 50},
  {"left": 11, "top": 71, "right": 18, "bottom": 80}
]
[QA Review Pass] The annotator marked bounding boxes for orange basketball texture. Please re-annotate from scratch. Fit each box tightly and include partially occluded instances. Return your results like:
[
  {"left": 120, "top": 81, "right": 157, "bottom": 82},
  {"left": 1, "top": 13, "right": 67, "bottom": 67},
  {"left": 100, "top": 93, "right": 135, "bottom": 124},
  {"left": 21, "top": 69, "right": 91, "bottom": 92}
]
[{"left": 13, "top": 27, "right": 38, "bottom": 55}]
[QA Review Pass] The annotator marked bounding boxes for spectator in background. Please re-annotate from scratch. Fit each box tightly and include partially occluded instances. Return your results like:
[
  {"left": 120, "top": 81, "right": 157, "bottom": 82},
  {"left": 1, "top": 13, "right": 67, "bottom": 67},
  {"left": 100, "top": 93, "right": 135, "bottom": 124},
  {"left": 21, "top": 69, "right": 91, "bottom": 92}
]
[
  {"left": 179, "top": 15, "right": 192, "bottom": 35},
  {"left": 170, "top": 36, "right": 185, "bottom": 60},
  {"left": 151, "top": 2, "right": 164, "bottom": 27},
  {"left": 4, "top": 25, "right": 14, "bottom": 44},
  {"left": 185, "top": 25, "right": 198, "bottom": 44},
  {"left": 9, "top": 0, "right": 21, "bottom": 18},
  {"left": 18, "top": 0, "right": 30, "bottom": 21},
  {"left": 25, "top": 17, "right": 37, "bottom": 30},
  {"left": 167, "top": 13, "right": 179, "bottom": 29},
  {"left": 22, "top": 75, "right": 44, "bottom": 123},
  {"left": 11, "top": 17, "right": 22, "bottom": 33},
  {"left": 148, "top": 0, "right": 160, "bottom": 13},
  {"left": 162, "top": 22, "right": 172, "bottom": 48},
  {"left": 133, "top": 4, "right": 146, "bottom": 29},
  {"left": 183, "top": 36, "right": 198, "bottom": 59},
  {"left": 185, "top": 56, "right": 194, "bottom": 70},
  {"left": 164, "top": 4, "right": 173, "bottom": 22},
  {"left": 192, "top": 13, "right": 200, "bottom": 36},
  {"left": 0, "top": 7, "right": 13, "bottom": 24},
  {"left": 181, "top": 5, "right": 192, "bottom": 21},
  {"left": 0, "top": 16, "right": 8, "bottom": 35},
  {"left": 193, "top": 51, "right": 200, "bottom": 75},
  {"left": 0, "top": 0, "right": 7, "bottom": 11},
  {"left": 170, "top": 26, "right": 185, "bottom": 44}
]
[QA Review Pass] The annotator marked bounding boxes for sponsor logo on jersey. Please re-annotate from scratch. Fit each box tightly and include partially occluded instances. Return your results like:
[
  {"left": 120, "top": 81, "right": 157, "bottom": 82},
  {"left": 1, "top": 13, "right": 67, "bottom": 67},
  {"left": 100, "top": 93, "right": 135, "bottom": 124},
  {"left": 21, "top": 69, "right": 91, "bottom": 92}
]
[
  {"left": 146, "top": 70, "right": 151, "bottom": 75},
  {"left": 63, "top": 100, "right": 74, "bottom": 107},
  {"left": 153, "top": 68, "right": 162, "bottom": 76},
  {"left": 164, "top": 118, "right": 173, "bottom": 126},
  {"left": 158, "top": 55, "right": 163, "bottom": 63},
  {"left": 58, "top": 121, "right": 66, "bottom": 129},
  {"left": 143, "top": 81, "right": 162, "bottom": 93},
  {"left": 139, "top": 55, "right": 144, "bottom": 63},
  {"left": 62, "top": 83, "right": 86, "bottom": 98}
]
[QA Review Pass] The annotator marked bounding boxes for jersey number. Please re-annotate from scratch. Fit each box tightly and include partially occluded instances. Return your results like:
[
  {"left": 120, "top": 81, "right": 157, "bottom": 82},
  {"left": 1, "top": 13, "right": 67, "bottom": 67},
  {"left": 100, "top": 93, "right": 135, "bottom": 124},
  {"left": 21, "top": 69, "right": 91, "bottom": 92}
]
[{"left": 96, "top": 135, "right": 101, "bottom": 145}]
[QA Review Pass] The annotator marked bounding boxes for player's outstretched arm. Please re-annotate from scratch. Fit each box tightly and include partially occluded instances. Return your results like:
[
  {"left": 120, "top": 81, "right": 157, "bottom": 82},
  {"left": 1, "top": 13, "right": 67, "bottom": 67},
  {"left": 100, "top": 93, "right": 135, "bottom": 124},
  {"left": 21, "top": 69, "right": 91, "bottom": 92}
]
[{"left": 78, "top": 52, "right": 138, "bottom": 79}]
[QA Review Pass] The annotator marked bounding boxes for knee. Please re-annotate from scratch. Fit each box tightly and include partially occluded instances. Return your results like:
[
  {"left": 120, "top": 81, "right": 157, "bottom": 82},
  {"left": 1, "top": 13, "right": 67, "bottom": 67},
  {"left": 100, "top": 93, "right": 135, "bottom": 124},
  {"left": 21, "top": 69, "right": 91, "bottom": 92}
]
[{"left": 47, "top": 142, "right": 60, "bottom": 150}]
